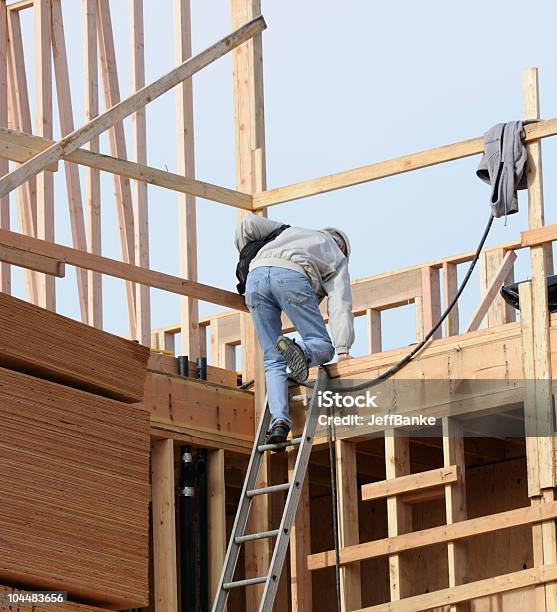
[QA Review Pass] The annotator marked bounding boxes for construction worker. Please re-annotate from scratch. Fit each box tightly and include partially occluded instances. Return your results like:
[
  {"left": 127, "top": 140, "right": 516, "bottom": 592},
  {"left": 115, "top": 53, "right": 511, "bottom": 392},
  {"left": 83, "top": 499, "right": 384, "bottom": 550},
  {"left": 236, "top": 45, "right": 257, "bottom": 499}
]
[{"left": 235, "top": 213, "right": 354, "bottom": 448}]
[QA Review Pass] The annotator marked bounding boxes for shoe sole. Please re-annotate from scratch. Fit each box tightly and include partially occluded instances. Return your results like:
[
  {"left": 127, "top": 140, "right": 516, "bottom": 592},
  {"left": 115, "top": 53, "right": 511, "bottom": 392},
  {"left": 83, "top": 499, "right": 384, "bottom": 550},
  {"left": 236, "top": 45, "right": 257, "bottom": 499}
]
[{"left": 276, "top": 336, "right": 309, "bottom": 382}]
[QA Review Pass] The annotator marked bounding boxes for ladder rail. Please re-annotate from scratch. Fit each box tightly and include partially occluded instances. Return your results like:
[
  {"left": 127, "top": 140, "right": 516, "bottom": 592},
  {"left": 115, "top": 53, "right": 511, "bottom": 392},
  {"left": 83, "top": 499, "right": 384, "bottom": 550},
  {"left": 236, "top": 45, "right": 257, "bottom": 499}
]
[
  {"left": 212, "top": 394, "right": 272, "bottom": 611},
  {"left": 258, "top": 367, "right": 327, "bottom": 611}
]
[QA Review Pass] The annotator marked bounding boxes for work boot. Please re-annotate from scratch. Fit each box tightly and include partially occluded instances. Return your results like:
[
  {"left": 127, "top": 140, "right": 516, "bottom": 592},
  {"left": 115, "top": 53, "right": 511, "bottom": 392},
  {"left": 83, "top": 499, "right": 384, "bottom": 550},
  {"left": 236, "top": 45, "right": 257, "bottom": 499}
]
[
  {"left": 265, "top": 420, "right": 290, "bottom": 451},
  {"left": 276, "top": 335, "right": 309, "bottom": 382}
]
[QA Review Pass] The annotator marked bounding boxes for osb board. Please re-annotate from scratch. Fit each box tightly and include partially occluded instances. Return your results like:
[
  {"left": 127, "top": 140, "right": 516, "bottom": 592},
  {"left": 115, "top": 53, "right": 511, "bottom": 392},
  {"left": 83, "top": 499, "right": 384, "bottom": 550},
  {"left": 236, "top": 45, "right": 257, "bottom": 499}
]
[
  {"left": 311, "top": 457, "right": 532, "bottom": 611},
  {"left": 0, "top": 367, "right": 150, "bottom": 609},
  {"left": 0, "top": 585, "right": 108, "bottom": 611},
  {"left": 0, "top": 291, "right": 149, "bottom": 402}
]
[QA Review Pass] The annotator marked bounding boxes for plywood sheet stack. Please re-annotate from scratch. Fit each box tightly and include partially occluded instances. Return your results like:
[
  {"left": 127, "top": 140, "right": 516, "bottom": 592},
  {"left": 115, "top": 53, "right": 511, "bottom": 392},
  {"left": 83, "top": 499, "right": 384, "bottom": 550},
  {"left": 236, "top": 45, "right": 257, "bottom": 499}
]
[
  {"left": 0, "top": 292, "right": 151, "bottom": 609},
  {"left": 0, "top": 291, "right": 149, "bottom": 402}
]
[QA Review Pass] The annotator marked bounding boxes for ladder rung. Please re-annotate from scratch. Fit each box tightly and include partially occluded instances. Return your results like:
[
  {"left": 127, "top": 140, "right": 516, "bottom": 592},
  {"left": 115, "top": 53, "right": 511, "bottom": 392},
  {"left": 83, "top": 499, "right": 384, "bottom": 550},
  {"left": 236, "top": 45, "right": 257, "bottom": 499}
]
[
  {"left": 223, "top": 575, "right": 267, "bottom": 590},
  {"left": 246, "top": 482, "right": 290, "bottom": 497},
  {"left": 258, "top": 436, "right": 303, "bottom": 452},
  {"left": 235, "top": 529, "right": 280, "bottom": 544}
]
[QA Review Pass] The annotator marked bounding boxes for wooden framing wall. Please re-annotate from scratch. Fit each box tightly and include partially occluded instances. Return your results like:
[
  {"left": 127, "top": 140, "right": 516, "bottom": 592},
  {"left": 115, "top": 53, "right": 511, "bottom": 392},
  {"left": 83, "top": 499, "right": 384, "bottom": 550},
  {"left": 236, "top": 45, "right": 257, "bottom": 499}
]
[{"left": 0, "top": 2, "right": 557, "bottom": 611}]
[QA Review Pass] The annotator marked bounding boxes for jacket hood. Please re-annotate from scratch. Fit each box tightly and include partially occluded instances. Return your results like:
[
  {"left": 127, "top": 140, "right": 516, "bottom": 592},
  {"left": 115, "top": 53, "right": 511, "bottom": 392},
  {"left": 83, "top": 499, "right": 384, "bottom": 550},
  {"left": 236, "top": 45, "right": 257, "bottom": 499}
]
[{"left": 323, "top": 227, "right": 351, "bottom": 259}]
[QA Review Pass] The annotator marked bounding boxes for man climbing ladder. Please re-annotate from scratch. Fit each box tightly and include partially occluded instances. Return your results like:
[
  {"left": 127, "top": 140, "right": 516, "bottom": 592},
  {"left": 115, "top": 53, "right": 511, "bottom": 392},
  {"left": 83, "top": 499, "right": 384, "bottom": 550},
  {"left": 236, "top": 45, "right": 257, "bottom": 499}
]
[{"left": 235, "top": 213, "right": 355, "bottom": 447}]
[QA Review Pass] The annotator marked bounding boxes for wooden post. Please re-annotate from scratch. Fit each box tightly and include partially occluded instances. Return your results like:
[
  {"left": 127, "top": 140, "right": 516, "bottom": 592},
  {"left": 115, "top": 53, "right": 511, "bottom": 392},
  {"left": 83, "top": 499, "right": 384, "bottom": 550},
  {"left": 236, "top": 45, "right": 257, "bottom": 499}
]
[
  {"left": 479, "top": 248, "right": 515, "bottom": 328},
  {"left": 84, "top": 0, "right": 102, "bottom": 328},
  {"left": 208, "top": 449, "right": 226, "bottom": 608},
  {"left": 34, "top": 0, "right": 55, "bottom": 310},
  {"left": 131, "top": 0, "right": 150, "bottom": 346},
  {"left": 442, "top": 262, "right": 459, "bottom": 336},
  {"left": 335, "top": 439, "right": 362, "bottom": 610},
  {"left": 366, "top": 307, "right": 382, "bottom": 353},
  {"left": 420, "top": 265, "right": 441, "bottom": 340},
  {"left": 0, "top": 0, "right": 9, "bottom": 294},
  {"left": 442, "top": 417, "right": 469, "bottom": 612},
  {"left": 6, "top": 8, "right": 39, "bottom": 303},
  {"left": 174, "top": 0, "right": 199, "bottom": 360},
  {"left": 385, "top": 431, "right": 413, "bottom": 601},
  {"left": 231, "top": 1, "right": 268, "bottom": 606},
  {"left": 51, "top": 0, "right": 89, "bottom": 323},
  {"left": 96, "top": 0, "right": 137, "bottom": 339},
  {"left": 151, "top": 438, "right": 178, "bottom": 612},
  {"left": 523, "top": 66, "right": 557, "bottom": 612}
]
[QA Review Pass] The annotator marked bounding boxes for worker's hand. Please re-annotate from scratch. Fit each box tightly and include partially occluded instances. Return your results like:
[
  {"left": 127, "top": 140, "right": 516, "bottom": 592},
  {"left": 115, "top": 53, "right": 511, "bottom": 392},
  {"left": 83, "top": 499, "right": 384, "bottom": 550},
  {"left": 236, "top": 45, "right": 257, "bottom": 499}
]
[{"left": 337, "top": 353, "right": 352, "bottom": 362}]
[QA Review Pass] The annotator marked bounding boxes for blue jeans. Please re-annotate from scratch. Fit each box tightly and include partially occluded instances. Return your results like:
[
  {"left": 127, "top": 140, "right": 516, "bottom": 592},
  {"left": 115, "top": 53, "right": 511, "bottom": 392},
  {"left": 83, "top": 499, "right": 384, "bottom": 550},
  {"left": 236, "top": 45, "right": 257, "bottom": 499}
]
[{"left": 245, "top": 266, "right": 335, "bottom": 428}]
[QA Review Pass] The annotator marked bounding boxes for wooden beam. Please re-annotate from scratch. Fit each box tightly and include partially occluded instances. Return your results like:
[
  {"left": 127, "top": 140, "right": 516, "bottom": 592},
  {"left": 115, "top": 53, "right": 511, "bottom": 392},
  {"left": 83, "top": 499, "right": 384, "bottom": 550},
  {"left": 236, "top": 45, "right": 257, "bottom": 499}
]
[
  {"left": 252, "top": 117, "right": 557, "bottom": 209},
  {"left": 174, "top": 0, "right": 199, "bottom": 359},
  {"left": 83, "top": 0, "right": 102, "bottom": 329},
  {"left": 0, "top": 242, "right": 64, "bottom": 276},
  {"left": 0, "top": 14, "right": 266, "bottom": 199},
  {"left": 479, "top": 247, "right": 515, "bottom": 328},
  {"left": 353, "top": 564, "right": 557, "bottom": 612},
  {"left": 366, "top": 307, "right": 382, "bottom": 353},
  {"left": 442, "top": 418, "right": 468, "bottom": 612},
  {"left": 361, "top": 465, "right": 458, "bottom": 501},
  {"left": 336, "top": 439, "right": 362, "bottom": 610},
  {"left": 131, "top": 0, "right": 150, "bottom": 346},
  {"left": 466, "top": 250, "right": 517, "bottom": 332},
  {"left": 307, "top": 501, "right": 557, "bottom": 571},
  {"left": 151, "top": 438, "right": 178, "bottom": 612},
  {"left": 522, "top": 223, "right": 557, "bottom": 248},
  {"left": 96, "top": 0, "right": 137, "bottom": 339},
  {"left": 207, "top": 449, "right": 226, "bottom": 608},
  {"left": 51, "top": 0, "right": 89, "bottom": 323},
  {"left": 442, "top": 262, "right": 459, "bottom": 336},
  {"left": 0, "top": 127, "right": 252, "bottom": 209},
  {"left": 34, "top": 0, "right": 55, "bottom": 310},
  {"left": 0, "top": 227, "right": 248, "bottom": 310},
  {"left": 420, "top": 265, "right": 441, "bottom": 340},
  {"left": 0, "top": 0, "right": 9, "bottom": 294},
  {"left": 6, "top": 0, "right": 33, "bottom": 10}
]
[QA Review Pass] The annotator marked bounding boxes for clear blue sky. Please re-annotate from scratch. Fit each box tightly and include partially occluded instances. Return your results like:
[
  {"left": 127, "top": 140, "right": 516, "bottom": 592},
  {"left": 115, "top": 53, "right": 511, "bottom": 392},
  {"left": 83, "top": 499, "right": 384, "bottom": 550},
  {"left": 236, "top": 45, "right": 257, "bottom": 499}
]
[{"left": 14, "top": 0, "right": 557, "bottom": 356}]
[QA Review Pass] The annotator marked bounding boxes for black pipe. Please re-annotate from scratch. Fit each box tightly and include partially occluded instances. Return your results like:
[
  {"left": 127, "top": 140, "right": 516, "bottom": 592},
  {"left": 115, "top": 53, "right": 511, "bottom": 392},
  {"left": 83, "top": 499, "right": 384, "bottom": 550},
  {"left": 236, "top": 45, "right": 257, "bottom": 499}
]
[
  {"left": 196, "top": 449, "right": 208, "bottom": 612},
  {"left": 178, "top": 355, "right": 189, "bottom": 378},
  {"left": 178, "top": 446, "right": 196, "bottom": 612},
  {"left": 197, "top": 356, "right": 207, "bottom": 381}
]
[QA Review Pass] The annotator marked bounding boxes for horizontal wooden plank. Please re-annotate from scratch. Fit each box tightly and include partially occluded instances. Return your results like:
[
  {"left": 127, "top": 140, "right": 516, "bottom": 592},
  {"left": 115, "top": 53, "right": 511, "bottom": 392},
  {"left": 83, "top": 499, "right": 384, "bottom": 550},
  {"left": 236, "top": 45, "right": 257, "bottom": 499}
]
[
  {"left": 0, "top": 228, "right": 247, "bottom": 311},
  {"left": 521, "top": 223, "right": 557, "bottom": 248},
  {"left": 353, "top": 564, "right": 557, "bottom": 612},
  {"left": 6, "top": 1, "right": 33, "bottom": 12},
  {"left": 0, "top": 290, "right": 149, "bottom": 402},
  {"left": 0, "top": 127, "right": 252, "bottom": 210},
  {"left": 253, "top": 117, "right": 557, "bottom": 208},
  {"left": 0, "top": 243, "right": 65, "bottom": 276},
  {"left": 361, "top": 465, "right": 458, "bottom": 501},
  {"left": 307, "top": 501, "right": 557, "bottom": 571}
]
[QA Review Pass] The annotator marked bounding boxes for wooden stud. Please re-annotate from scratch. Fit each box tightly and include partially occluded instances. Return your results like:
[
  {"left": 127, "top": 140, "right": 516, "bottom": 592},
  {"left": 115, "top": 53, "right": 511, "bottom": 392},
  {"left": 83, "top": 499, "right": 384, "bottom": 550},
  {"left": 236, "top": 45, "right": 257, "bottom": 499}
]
[
  {"left": 151, "top": 438, "right": 178, "bottom": 612},
  {"left": 442, "top": 262, "right": 459, "bottom": 336},
  {"left": 131, "top": 0, "right": 150, "bottom": 345},
  {"left": 207, "top": 449, "right": 226, "bottom": 608},
  {"left": 366, "top": 307, "right": 382, "bottom": 353},
  {"left": 479, "top": 248, "right": 516, "bottom": 328},
  {"left": 336, "top": 439, "right": 362, "bottom": 610},
  {"left": 385, "top": 431, "right": 412, "bottom": 601},
  {"left": 0, "top": 1, "right": 9, "bottom": 294},
  {"left": 421, "top": 266, "right": 441, "bottom": 340},
  {"left": 51, "top": 0, "right": 89, "bottom": 322},
  {"left": 96, "top": 0, "right": 137, "bottom": 339},
  {"left": 289, "top": 448, "right": 312, "bottom": 611},
  {"left": 466, "top": 250, "right": 517, "bottom": 332},
  {"left": 174, "top": 0, "right": 199, "bottom": 359},
  {"left": 442, "top": 418, "right": 468, "bottom": 612},
  {"left": 34, "top": 0, "right": 55, "bottom": 310},
  {"left": 84, "top": 0, "right": 102, "bottom": 328}
]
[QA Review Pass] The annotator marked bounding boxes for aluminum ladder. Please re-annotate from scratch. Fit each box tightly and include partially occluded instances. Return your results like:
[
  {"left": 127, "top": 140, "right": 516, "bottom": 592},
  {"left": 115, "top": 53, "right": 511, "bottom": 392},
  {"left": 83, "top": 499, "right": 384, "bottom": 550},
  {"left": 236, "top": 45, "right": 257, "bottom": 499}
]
[{"left": 212, "top": 367, "right": 327, "bottom": 612}]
